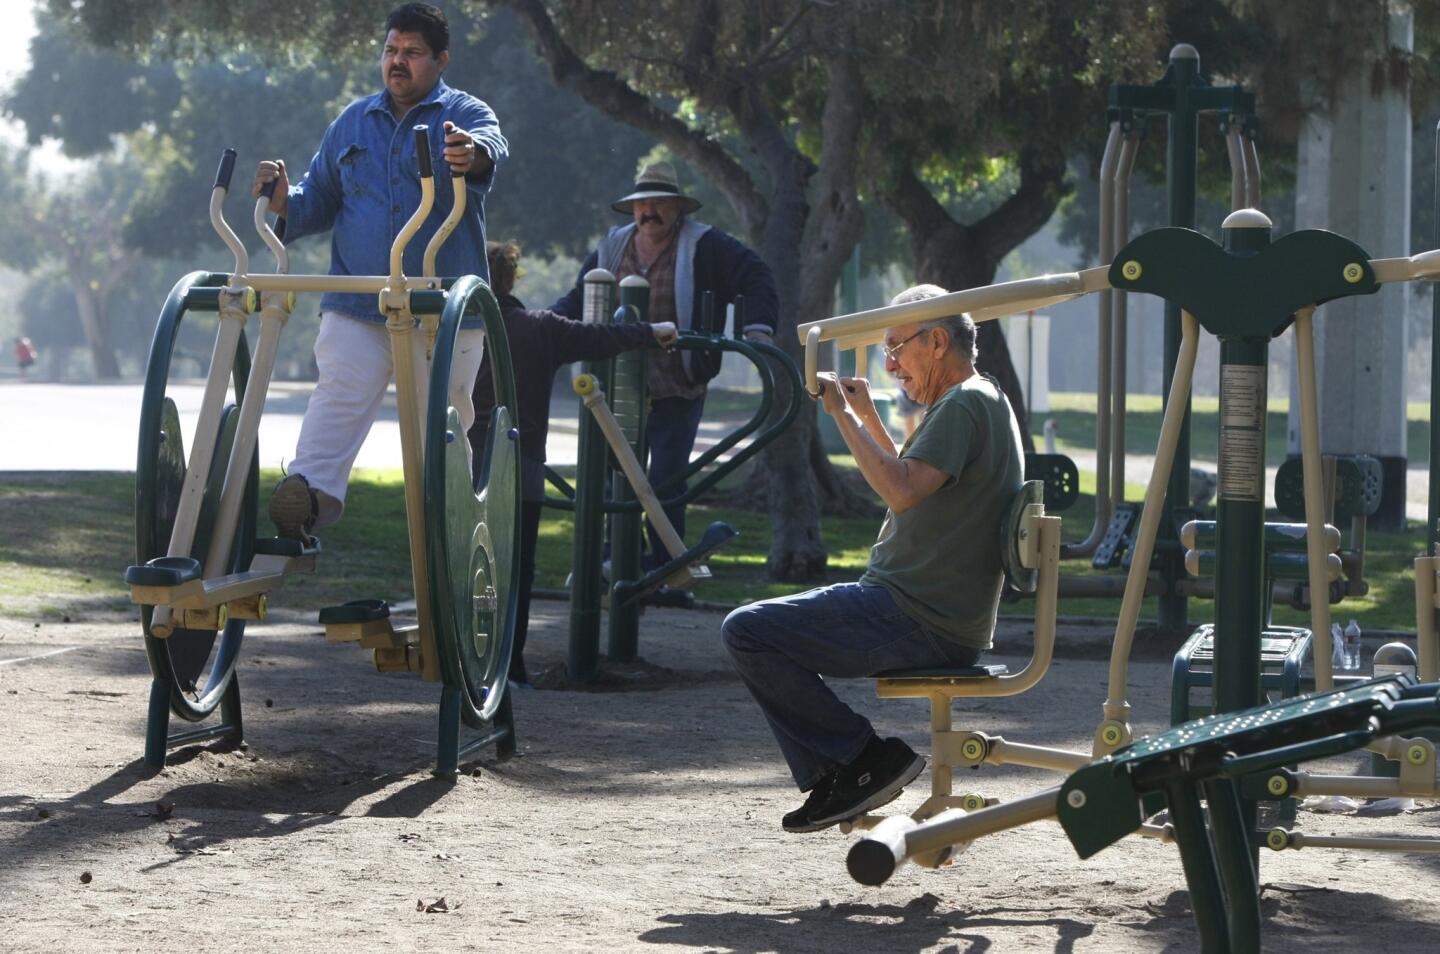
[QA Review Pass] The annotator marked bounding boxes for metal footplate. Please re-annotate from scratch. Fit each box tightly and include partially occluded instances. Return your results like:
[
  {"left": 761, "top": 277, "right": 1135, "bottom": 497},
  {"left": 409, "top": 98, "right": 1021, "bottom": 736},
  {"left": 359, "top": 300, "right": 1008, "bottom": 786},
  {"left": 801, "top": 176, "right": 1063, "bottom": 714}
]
[
  {"left": 318, "top": 599, "right": 422, "bottom": 672},
  {"left": 126, "top": 539, "right": 319, "bottom": 634},
  {"left": 1092, "top": 505, "right": 1137, "bottom": 569}
]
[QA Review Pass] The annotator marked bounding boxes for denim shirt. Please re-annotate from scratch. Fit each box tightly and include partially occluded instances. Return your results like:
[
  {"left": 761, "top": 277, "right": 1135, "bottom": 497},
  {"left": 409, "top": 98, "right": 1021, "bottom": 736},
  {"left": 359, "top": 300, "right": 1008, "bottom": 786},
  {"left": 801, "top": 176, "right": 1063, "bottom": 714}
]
[{"left": 281, "top": 80, "right": 507, "bottom": 327}]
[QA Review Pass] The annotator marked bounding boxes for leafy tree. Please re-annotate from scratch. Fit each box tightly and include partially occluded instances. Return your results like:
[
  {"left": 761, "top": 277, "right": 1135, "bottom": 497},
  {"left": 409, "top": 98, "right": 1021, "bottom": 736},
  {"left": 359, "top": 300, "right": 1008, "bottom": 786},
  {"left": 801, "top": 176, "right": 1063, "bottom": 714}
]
[{"left": 0, "top": 148, "right": 144, "bottom": 378}]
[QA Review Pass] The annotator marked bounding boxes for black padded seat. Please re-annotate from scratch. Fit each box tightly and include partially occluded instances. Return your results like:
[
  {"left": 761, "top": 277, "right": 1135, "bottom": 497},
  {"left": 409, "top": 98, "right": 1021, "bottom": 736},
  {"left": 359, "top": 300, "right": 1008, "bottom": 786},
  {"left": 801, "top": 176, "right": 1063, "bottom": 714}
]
[{"left": 874, "top": 664, "right": 1010, "bottom": 680}]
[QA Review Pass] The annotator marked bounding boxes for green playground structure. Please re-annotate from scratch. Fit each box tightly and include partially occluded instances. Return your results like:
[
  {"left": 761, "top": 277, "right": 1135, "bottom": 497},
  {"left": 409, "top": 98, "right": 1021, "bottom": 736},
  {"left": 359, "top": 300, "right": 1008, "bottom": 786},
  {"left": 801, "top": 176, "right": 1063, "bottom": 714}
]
[
  {"left": 797, "top": 43, "right": 1440, "bottom": 954},
  {"left": 124, "top": 129, "right": 521, "bottom": 776},
  {"left": 541, "top": 274, "right": 802, "bottom": 682}
]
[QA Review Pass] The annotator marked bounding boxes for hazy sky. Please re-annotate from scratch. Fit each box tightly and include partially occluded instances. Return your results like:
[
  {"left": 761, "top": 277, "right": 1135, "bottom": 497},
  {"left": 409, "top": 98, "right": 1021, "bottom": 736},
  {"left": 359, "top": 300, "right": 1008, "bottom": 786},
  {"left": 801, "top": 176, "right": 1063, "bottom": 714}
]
[
  {"left": 2, "top": 0, "right": 91, "bottom": 170},
  {"left": 0, "top": 0, "right": 36, "bottom": 89}
]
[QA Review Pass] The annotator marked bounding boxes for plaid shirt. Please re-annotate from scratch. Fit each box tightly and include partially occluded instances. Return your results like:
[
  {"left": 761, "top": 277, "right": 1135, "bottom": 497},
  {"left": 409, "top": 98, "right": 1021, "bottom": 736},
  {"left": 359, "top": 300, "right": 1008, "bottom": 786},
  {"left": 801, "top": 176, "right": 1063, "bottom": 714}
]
[{"left": 618, "top": 234, "right": 704, "bottom": 401}]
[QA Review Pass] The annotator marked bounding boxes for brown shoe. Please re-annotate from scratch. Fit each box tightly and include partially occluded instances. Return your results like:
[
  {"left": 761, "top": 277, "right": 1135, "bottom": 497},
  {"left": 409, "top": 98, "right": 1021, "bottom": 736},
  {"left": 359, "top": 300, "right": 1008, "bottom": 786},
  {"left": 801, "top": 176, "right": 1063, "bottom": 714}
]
[{"left": 269, "top": 473, "right": 318, "bottom": 542}]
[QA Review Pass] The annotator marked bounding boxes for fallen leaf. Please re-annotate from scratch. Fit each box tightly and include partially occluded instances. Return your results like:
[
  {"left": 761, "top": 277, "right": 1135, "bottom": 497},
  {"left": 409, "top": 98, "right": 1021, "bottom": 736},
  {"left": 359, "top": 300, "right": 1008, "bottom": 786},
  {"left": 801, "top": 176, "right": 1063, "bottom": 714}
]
[{"left": 418, "top": 897, "right": 459, "bottom": 914}]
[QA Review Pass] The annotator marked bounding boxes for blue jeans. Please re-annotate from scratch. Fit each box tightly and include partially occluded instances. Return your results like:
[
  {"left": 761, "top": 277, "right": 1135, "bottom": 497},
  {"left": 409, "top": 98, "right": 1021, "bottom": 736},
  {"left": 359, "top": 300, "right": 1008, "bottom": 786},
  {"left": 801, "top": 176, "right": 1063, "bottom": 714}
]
[
  {"left": 721, "top": 582, "right": 981, "bottom": 790},
  {"left": 645, "top": 394, "right": 706, "bottom": 571}
]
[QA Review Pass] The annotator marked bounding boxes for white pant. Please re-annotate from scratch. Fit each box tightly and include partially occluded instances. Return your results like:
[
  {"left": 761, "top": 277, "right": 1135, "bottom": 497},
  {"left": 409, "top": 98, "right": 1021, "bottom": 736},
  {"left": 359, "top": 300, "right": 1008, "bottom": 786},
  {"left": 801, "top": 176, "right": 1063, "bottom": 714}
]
[{"left": 290, "top": 311, "right": 485, "bottom": 528}]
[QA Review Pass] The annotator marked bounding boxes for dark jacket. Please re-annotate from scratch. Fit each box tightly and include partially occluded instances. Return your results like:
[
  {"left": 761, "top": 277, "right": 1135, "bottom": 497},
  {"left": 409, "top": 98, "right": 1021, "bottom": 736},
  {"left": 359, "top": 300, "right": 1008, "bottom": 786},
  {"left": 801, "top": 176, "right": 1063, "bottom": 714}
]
[
  {"left": 552, "top": 224, "right": 777, "bottom": 384},
  {"left": 468, "top": 293, "right": 654, "bottom": 499}
]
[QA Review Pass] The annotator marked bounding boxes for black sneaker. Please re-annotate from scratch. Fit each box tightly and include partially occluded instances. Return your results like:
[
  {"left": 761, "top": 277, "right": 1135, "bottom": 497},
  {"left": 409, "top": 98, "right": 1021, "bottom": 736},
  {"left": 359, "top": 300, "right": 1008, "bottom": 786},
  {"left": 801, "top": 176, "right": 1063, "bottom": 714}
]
[
  {"left": 269, "top": 473, "right": 318, "bottom": 543},
  {"left": 808, "top": 737, "right": 925, "bottom": 828},
  {"left": 782, "top": 772, "right": 838, "bottom": 833}
]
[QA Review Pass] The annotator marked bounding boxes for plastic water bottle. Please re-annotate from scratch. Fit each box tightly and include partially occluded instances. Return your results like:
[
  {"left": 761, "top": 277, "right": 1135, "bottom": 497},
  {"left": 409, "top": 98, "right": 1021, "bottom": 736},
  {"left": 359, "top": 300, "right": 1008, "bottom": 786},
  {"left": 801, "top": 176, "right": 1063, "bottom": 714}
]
[
  {"left": 1343, "top": 619, "right": 1363, "bottom": 671},
  {"left": 1331, "top": 622, "right": 1346, "bottom": 671}
]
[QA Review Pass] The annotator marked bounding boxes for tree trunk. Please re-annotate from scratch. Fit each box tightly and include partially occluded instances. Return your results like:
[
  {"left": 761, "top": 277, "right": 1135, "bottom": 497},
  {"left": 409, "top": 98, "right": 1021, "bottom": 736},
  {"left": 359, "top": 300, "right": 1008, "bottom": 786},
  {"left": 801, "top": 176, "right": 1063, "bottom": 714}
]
[
  {"left": 69, "top": 281, "right": 120, "bottom": 380},
  {"left": 502, "top": 0, "right": 876, "bottom": 581},
  {"left": 878, "top": 154, "right": 1072, "bottom": 454}
]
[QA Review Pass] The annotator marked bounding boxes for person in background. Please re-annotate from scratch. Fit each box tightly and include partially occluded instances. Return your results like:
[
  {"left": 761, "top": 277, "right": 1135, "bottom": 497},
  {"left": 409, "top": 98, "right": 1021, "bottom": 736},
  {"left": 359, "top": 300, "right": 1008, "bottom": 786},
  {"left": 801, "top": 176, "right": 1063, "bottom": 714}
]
[
  {"left": 13, "top": 336, "right": 37, "bottom": 378},
  {"left": 552, "top": 161, "right": 777, "bottom": 580},
  {"left": 469, "top": 240, "right": 677, "bottom": 687}
]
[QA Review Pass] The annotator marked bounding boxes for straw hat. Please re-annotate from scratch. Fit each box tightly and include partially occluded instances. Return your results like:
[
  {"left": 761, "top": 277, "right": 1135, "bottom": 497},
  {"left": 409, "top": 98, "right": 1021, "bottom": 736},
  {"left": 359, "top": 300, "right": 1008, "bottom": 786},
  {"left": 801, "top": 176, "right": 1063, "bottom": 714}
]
[{"left": 611, "top": 161, "right": 702, "bottom": 215}]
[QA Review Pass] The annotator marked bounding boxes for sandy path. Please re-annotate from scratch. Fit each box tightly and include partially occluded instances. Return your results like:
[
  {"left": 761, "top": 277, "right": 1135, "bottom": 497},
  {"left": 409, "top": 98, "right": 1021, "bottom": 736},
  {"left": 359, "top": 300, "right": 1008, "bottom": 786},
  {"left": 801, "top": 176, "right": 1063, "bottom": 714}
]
[{"left": 2, "top": 606, "right": 1439, "bottom": 952}]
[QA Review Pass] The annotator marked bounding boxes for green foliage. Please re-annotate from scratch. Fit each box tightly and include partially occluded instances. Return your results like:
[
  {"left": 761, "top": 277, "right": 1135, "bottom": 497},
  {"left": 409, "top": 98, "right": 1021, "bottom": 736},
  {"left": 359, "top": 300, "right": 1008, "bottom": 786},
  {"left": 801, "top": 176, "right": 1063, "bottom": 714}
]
[{"left": 0, "top": 464, "right": 1426, "bottom": 631}]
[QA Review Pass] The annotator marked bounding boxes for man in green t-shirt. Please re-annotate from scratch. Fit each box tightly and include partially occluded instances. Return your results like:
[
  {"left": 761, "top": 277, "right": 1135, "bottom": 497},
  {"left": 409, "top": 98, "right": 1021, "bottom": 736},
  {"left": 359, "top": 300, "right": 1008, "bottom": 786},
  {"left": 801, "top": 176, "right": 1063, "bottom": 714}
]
[{"left": 722, "top": 284, "right": 1023, "bottom": 833}]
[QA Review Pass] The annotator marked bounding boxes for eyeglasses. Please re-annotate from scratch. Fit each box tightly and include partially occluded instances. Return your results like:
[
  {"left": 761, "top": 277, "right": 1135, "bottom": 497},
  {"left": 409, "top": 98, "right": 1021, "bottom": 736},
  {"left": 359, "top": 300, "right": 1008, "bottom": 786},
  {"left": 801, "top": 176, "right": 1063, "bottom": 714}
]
[{"left": 882, "top": 329, "right": 930, "bottom": 362}]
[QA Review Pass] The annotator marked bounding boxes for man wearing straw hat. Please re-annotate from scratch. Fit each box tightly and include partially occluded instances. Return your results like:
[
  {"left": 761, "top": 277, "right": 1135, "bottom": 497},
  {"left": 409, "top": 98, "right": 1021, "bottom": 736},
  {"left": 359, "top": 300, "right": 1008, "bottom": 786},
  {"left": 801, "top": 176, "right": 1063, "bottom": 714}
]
[
  {"left": 722, "top": 285, "right": 1023, "bottom": 833},
  {"left": 553, "top": 161, "right": 777, "bottom": 581}
]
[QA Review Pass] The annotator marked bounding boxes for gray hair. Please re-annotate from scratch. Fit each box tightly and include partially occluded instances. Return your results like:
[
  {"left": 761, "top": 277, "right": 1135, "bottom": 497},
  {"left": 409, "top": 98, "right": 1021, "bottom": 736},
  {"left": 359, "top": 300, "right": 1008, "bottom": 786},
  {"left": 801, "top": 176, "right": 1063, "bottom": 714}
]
[{"left": 889, "top": 284, "right": 978, "bottom": 363}]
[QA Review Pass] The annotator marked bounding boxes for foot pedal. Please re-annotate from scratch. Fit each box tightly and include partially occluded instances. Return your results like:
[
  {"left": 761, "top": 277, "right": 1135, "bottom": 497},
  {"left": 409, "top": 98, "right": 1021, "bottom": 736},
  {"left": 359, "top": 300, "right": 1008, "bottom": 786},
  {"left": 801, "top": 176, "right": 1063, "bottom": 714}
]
[
  {"left": 614, "top": 521, "right": 738, "bottom": 608},
  {"left": 125, "top": 556, "right": 205, "bottom": 606},
  {"left": 255, "top": 535, "right": 322, "bottom": 558},
  {"left": 319, "top": 599, "right": 394, "bottom": 645},
  {"left": 1092, "top": 505, "right": 1137, "bottom": 569}
]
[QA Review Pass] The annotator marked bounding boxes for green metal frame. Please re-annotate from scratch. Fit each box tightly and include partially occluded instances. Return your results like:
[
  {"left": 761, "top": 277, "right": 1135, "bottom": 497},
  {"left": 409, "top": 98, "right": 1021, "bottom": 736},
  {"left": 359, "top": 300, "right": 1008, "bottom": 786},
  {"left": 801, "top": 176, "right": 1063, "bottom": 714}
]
[
  {"left": 135, "top": 272, "right": 256, "bottom": 767},
  {"left": 1110, "top": 215, "right": 1380, "bottom": 852},
  {"left": 1059, "top": 676, "right": 1440, "bottom": 953},
  {"left": 420, "top": 275, "right": 520, "bottom": 771},
  {"left": 561, "top": 332, "right": 804, "bottom": 681},
  {"left": 1111, "top": 48, "right": 1257, "bottom": 631}
]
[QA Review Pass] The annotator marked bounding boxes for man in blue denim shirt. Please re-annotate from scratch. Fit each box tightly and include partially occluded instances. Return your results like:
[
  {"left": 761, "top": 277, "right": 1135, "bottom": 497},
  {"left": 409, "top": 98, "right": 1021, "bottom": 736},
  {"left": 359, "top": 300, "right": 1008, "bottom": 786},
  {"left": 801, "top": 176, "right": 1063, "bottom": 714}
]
[{"left": 252, "top": 2, "right": 508, "bottom": 539}]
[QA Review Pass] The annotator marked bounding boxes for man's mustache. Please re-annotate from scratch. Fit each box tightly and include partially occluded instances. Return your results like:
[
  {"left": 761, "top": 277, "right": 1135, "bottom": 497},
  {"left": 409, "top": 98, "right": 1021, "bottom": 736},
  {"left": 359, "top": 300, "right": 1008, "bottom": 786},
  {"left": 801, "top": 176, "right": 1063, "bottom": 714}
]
[
  {"left": 390, "top": 68, "right": 410, "bottom": 78},
  {"left": 640, "top": 213, "right": 664, "bottom": 225}
]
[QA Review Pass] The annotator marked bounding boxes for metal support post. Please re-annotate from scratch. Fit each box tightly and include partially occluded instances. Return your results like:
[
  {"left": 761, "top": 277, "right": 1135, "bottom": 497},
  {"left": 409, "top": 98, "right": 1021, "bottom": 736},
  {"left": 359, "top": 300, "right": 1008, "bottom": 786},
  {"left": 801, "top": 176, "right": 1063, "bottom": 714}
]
[
  {"left": 608, "top": 277, "right": 650, "bottom": 662},
  {"left": 567, "top": 270, "right": 617, "bottom": 681}
]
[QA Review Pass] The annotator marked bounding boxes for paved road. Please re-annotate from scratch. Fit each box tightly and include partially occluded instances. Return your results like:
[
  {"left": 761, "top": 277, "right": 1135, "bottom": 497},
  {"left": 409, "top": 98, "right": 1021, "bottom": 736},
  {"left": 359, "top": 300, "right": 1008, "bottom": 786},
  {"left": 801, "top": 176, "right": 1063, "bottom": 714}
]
[
  {"left": 0, "top": 380, "right": 745, "bottom": 474},
  {"left": 4, "top": 380, "right": 1432, "bottom": 520}
]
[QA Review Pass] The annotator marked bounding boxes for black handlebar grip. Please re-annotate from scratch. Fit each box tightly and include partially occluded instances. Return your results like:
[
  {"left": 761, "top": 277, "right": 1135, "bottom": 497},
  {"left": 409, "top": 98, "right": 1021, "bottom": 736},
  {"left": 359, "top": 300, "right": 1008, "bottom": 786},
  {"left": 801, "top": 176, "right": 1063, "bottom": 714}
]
[
  {"left": 699, "top": 290, "right": 716, "bottom": 335},
  {"left": 214, "top": 148, "right": 237, "bottom": 191},
  {"left": 732, "top": 294, "right": 746, "bottom": 339},
  {"left": 259, "top": 177, "right": 277, "bottom": 200},
  {"left": 414, "top": 125, "right": 433, "bottom": 179}
]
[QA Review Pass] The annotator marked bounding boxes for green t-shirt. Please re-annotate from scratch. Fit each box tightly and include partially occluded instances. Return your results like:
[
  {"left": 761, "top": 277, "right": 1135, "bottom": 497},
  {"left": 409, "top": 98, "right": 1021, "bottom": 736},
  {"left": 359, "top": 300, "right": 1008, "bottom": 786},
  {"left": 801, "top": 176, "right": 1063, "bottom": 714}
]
[{"left": 859, "top": 373, "right": 1023, "bottom": 649}]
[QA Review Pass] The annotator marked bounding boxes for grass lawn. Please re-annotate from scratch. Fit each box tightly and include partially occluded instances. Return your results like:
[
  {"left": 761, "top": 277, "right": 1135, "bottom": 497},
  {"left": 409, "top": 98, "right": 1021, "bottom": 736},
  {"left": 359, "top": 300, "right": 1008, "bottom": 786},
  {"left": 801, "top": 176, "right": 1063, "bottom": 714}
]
[{"left": 0, "top": 392, "right": 1430, "bottom": 633}]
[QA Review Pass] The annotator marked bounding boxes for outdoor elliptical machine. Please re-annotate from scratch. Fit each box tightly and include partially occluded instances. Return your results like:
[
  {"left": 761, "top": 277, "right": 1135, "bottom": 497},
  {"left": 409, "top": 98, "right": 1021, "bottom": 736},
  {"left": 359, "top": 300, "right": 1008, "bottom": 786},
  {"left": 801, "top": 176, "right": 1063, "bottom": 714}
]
[{"left": 124, "top": 128, "right": 521, "bottom": 776}]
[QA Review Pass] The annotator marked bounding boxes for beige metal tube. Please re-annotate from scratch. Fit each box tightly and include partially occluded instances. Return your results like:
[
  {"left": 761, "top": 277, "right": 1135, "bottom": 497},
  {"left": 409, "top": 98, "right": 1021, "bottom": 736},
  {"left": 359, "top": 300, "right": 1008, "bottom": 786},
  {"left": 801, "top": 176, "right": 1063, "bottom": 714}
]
[
  {"left": 241, "top": 274, "right": 421, "bottom": 294},
  {"left": 1225, "top": 126, "right": 1246, "bottom": 211},
  {"left": 1109, "top": 132, "right": 1138, "bottom": 512},
  {"left": 795, "top": 268, "right": 1110, "bottom": 346},
  {"left": 201, "top": 204, "right": 294, "bottom": 580},
  {"left": 1243, "top": 134, "right": 1262, "bottom": 209},
  {"left": 1102, "top": 311, "right": 1200, "bottom": 732},
  {"left": 1370, "top": 250, "right": 1440, "bottom": 283},
  {"left": 1282, "top": 831, "right": 1440, "bottom": 852},
  {"left": 383, "top": 176, "right": 438, "bottom": 679},
  {"left": 1291, "top": 773, "right": 1409, "bottom": 798},
  {"left": 203, "top": 294, "right": 290, "bottom": 579},
  {"left": 209, "top": 185, "right": 249, "bottom": 278},
  {"left": 577, "top": 382, "right": 691, "bottom": 571},
  {"left": 149, "top": 293, "right": 250, "bottom": 637},
  {"left": 985, "top": 736, "right": 1091, "bottom": 773},
  {"left": 423, "top": 175, "right": 467, "bottom": 277},
  {"left": 388, "top": 305, "right": 438, "bottom": 681},
  {"left": 804, "top": 326, "right": 822, "bottom": 396},
  {"left": 390, "top": 176, "right": 434, "bottom": 281},
  {"left": 1294, "top": 307, "right": 1334, "bottom": 690},
  {"left": 1065, "top": 123, "right": 1121, "bottom": 559},
  {"left": 1417, "top": 556, "right": 1440, "bottom": 681},
  {"left": 252, "top": 195, "right": 288, "bottom": 274},
  {"left": 900, "top": 786, "right": 1059, "bottom": 861}
]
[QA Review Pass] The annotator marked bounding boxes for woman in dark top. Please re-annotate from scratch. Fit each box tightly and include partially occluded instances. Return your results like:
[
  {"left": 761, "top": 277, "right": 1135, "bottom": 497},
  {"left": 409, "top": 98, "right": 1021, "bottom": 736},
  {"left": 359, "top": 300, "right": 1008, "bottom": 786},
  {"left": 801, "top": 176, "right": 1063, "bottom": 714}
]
[{"left": 469, "top": 241, "right": 676, "bottom": 685}]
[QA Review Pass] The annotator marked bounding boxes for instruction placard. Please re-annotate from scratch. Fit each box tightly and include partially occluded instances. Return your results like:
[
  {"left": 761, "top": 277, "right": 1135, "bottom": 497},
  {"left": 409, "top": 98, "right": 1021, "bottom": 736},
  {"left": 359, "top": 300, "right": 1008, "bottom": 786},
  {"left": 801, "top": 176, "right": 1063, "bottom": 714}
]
[{"left": 1219, "top": 364, "right": 1266, "bottom": 501}]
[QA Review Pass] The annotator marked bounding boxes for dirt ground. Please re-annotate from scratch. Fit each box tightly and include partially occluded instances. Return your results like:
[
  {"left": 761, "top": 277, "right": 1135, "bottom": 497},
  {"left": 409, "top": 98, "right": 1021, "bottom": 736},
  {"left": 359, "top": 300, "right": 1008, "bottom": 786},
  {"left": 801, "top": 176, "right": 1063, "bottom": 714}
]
[{"left": 3, "top": 603, "right": 1440, "bottom": 953}]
